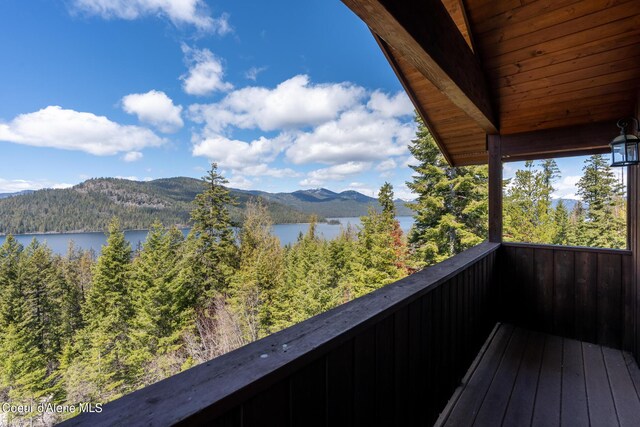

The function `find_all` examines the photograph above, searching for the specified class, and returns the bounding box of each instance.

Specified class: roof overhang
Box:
[342,0,640,166]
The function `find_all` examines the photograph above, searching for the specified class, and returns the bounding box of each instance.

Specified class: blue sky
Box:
[0,0,420,198]
[0,0,603,200]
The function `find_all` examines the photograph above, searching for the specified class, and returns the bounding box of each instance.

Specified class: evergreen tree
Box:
[182,163,238,304]
[69,218,134,401]
[504,160,557,243]
[0,235,23,328]
[128,222,185,386]
[576,154,626,248]
[229,199,285,341]
[272,218,337,330]
[407,115,487,266]
[552,200,570,245]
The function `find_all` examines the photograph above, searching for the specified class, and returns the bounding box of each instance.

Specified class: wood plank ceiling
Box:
[344,0,640,166]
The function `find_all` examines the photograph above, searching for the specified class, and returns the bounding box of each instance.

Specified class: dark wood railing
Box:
[61,242,500,427]
[500,243,634,351]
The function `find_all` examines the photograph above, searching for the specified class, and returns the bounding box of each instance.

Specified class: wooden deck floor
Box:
[436,323,640,427]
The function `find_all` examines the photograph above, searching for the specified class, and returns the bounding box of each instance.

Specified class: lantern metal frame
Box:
[610,117,640,167]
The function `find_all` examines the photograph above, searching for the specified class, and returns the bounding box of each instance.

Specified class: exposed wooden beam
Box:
[342,0,497,133]
[500,121,617,162]
[488,135,502,243]
[374,35,455,166]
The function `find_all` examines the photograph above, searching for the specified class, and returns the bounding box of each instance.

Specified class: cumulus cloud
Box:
[340,182,376,197]
[123,151,143,162]
[0,178,74,193]
[121,90,183,133]
[367,90,414,118]
[189,75,366,133]
[191,133,299,177]
[300,162,372,186]
[0,106,164,155]
[181,44,232,96]
[69,0,231,33]
[376,158,397,172]
[286,106,414,165]
[552,175,581,200]
[226,174,253,189]
[245,66,267,82]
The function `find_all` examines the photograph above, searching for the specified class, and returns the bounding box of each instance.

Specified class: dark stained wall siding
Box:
[500,243,633,351]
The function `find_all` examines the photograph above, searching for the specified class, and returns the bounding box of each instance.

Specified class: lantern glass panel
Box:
[612,142,625,165]
[626,142,638,163]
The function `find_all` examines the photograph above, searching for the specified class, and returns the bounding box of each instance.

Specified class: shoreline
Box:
[0,216,391,238]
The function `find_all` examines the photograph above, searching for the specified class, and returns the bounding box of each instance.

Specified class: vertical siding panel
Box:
[534,248,554,333]
[242,380,290,427]
[394,306,410,427]
[291,358,326,427]
[375,316,395,426]
[515,247,535,328]
[575,251,598,343]
[622,254,634,352]
[424,289,437,425]
[407,299,422,425]
[553,250,575,338]
[354,328,375,427]
[327,339,354,427]
[597,253,622,348]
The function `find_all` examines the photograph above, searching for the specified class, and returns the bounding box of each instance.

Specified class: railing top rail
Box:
[502,241,632,256]
[60,241,499,426]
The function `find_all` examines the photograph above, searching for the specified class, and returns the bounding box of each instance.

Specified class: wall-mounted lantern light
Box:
[610,117,640,167]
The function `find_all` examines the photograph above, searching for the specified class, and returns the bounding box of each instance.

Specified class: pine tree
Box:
[504,160,557,243]
[407,115,487,266]
[229,199,285,341]
[0,235,23,329]
[552,200,570,245]
[577,154,625,248]
[128,221,185,386]
[272,218,338,330]
[182,163,239,304]
[70,218,134,401]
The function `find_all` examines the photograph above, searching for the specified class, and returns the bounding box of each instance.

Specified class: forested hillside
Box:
[0,178,315,234]
[0,178,414,235]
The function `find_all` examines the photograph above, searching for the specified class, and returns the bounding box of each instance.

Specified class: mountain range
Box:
[0,177,413,235]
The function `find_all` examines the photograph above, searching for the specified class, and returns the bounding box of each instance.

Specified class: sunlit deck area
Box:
[437,323,640,427]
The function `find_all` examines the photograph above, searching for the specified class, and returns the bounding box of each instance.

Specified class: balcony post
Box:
[488,134,502,243]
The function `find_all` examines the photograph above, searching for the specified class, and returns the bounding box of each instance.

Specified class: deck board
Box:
[438,323,640,427]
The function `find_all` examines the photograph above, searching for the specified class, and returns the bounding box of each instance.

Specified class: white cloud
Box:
[245,66,267,81]
[226,175,252,189]
[392,183,416,201]
[69,0,230,33]
[367,90,414,118]
[123,151,143,162]
[115,176,141,181]
[376,158,397,172]
[181,44,232,96]
[189,74,366,133]
[0,106,164,155]
[121,90,183,133]
[286,106,414,165]
[0,178,74,193]
[300,161,372,186]
[192,133,291,170]
[552,175,581,200]
[340,182,376,197]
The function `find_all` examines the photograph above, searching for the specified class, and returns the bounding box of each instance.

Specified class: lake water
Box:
[0,216,415,255]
